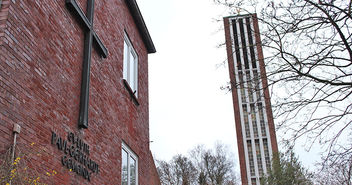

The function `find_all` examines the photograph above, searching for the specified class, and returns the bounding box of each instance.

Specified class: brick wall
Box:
[0,0,160,184]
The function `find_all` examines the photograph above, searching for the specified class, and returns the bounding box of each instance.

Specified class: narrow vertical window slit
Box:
[246,17,257,69]
[239,18,249,69]
[232,20,242,70]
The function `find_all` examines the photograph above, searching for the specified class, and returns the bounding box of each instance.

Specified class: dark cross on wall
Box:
[66,0,108,129]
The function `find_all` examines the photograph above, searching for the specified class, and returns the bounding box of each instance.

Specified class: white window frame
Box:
[121,142,138,185]
[123,32,139,97]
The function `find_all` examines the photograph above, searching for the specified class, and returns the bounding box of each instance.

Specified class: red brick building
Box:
[0,0,160,184]
[224,14,278,185]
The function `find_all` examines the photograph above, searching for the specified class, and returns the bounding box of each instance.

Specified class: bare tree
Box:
[174,155,198,185]
[157,143,239,185]
[189,145,209,185]
[315,141,352,185]
[157,154,197,185]
[157,160,178,185]
[215,0,352,159]
[203,144,236,185]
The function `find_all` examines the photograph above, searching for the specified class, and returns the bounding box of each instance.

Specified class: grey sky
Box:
[137,0,319,171]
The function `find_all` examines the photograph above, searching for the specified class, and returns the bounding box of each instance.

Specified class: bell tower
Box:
[223,14,279,185]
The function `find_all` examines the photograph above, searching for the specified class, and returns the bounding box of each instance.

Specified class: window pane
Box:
[123,41,129,80]
[258,103,266,137]
[121,149,128,185]
[251,178,257,185]
[263,139,271,171]
[247,140,255,176]
[251,104,258,138]
[123,34,138,97]
[239,72,246,103]
[130,157,136,185]
[243,105,250,138]
[246,71,253,102]
[129,51,135,92]
[255,139,263,175]
[253,70,261,101]
[134,57,138,96]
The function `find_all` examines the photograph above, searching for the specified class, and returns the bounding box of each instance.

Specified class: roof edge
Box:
[223,13,256,19]
[125,0,156,54]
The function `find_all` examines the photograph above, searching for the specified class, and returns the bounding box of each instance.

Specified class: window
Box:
[123,33,138,97]
[250,104,258,138]
[251,178,257,185]
[246,17,257,69]
[122,143,138,185]
[243,105,250,138]
[239,72,246,103]
[258,103,266,137]
[253,70,261,101]
[247,140,255,176]
[263,139,271,172]
[232,19,242,71]
[255,139,263,176]
[246,71,254,102]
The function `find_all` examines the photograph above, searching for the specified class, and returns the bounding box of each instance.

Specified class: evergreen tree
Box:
[261,148,313,185]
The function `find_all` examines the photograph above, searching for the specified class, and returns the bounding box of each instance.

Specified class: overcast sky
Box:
[137,0,320,171]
